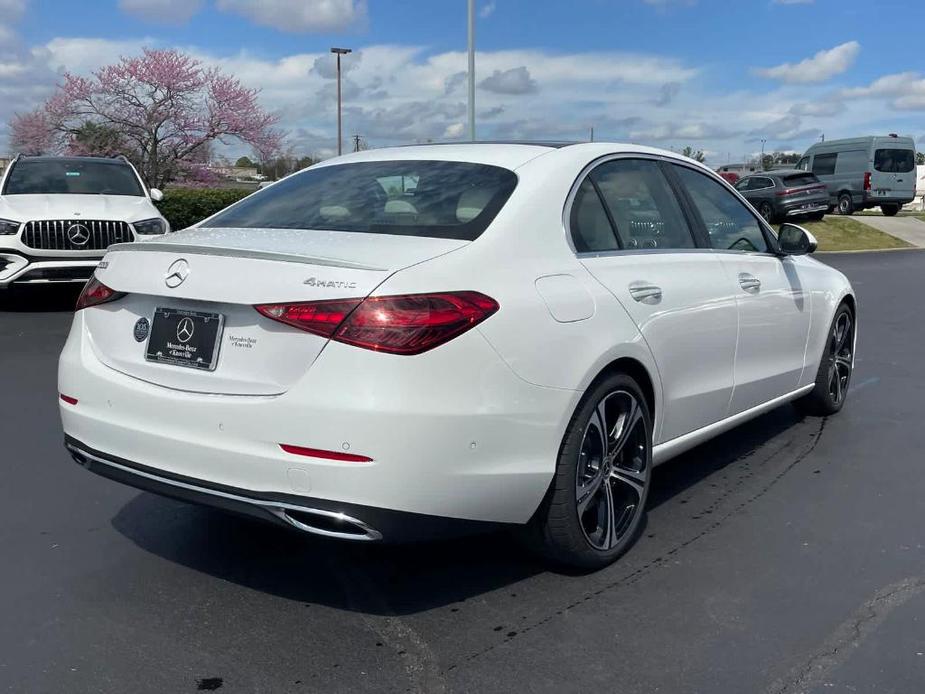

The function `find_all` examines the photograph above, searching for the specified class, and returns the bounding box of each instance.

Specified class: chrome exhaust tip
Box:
[271,506,383,542]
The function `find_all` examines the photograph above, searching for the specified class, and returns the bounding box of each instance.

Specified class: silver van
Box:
[797,135,917,216]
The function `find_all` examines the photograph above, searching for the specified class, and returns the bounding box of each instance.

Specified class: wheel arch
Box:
[586,356,657,429]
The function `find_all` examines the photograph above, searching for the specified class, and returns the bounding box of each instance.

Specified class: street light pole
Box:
[467,0,475,141]
[760,138,767,170]
[331,47,352,156]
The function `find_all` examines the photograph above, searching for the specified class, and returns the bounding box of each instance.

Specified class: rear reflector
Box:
[59,394,78,405]
[280,444,373,463]
[864,171,872,192]
[256,291,499,355]
[76,276,125,311]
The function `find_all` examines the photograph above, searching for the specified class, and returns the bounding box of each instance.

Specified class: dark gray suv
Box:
[734,170,829,224]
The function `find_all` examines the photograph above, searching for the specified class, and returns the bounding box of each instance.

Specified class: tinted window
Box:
[3,160,143,196]
[835,149,868,174]
[796,157,810,171]
[674,166,769,253]
[812,153,837,176]
[570,179,618,252]
[734,178,750,191]
[203,160,517,241]
[782,173,819,187]
[749,177,774,190]
[591,159,695,250]
[875,148,915,173]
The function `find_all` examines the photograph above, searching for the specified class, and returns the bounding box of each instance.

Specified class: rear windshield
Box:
[202,160,518,241]
[3,160,143,196]
[875,148,915,173]
[782,173,819,186]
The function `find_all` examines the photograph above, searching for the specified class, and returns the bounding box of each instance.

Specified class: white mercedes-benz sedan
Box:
[58,143,856,569]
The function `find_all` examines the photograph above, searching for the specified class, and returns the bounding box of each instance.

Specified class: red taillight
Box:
[864,171,872,191]
[255,291,499,355]
[280,444,373,463]
[76,277,125,311]
[59,394,78,405]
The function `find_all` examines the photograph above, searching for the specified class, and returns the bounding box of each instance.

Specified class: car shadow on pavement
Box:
[109,404,807,615]
[0,284,81,312]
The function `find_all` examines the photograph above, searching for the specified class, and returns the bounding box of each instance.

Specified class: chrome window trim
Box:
[562,152,781,258]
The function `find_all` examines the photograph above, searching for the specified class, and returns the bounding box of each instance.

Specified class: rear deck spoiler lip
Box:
[107,241,389,272]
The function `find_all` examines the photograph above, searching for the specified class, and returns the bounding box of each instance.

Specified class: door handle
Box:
[628,281,662,304]
[738,273,761,293]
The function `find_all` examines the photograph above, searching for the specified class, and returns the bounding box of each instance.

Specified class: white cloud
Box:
[118,0,203,24]
[215,0,367,33]
[754,41,860,84]
[480,66,537,94]
[840,72,925,111]
[0,0,26,22]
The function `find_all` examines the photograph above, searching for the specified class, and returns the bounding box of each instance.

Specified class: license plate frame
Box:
[144,307,224,371]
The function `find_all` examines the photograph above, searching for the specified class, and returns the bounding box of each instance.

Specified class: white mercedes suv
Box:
[0,155,169,289]
[58,143,855,569]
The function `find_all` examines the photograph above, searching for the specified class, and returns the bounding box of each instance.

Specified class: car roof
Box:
[316,141,712,172]
[17,155,129,166]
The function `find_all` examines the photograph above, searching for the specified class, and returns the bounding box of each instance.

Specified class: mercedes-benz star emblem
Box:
[176,317,195,344]
[67,223,90,247]
[164,259,190,288]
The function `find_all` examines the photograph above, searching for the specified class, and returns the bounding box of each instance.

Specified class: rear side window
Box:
[875,148,915,173]
[202,160,517,241]
[782,173,819,187]
[570,179,619,253]
[812,154,837,176]
[673,166,769,253]
[590,159,695,250]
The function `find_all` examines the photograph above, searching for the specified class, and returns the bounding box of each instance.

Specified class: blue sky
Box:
[2,0,924,163]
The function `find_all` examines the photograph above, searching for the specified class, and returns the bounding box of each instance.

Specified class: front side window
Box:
[734,178,750,191]
[875,148,915,173]
[3,160,143,196]
[796,157,810,171]
[590,159,695,250]
[673,165,769,253]
[812,153,838,176]
[203,160,517,241]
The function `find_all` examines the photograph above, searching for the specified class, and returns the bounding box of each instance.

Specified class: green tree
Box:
[681,146,706,163]
[916,152,925,166]
[235,156,255,168]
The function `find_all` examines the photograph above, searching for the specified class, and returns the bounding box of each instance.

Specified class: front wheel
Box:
[881,203,901,217]
[529,373,652,570]
[795,303,854,416]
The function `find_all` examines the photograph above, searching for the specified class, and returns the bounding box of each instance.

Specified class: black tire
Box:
[528,372,652,570]
[795,303,854,416]
[837,193,854,216]
[758,202,776,224]
[881,203,901,217]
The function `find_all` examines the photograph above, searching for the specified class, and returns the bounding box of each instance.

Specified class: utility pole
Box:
[760,138,767,170]
[467,0,475,141]
[352,134,362,152]
[589,126,594,142]
[331,47,352,156]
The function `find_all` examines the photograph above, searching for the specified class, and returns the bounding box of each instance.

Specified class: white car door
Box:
[671,164,812,414]
[571,157,739,444]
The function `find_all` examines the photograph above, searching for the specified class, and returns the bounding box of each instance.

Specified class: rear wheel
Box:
[529,373,652,570]
[837,193,854,216]
[881,203,901,217]
[795,303,854,416]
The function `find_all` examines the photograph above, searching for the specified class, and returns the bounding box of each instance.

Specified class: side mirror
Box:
[149,188,164,202]
[778,223,817,255]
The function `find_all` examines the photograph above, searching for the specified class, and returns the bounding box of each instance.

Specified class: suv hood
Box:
[0,194,160,222]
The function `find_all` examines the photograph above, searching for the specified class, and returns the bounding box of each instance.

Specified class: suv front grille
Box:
[22,220,133,251]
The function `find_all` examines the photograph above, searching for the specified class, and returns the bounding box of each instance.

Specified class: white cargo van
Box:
[797,135,917,216]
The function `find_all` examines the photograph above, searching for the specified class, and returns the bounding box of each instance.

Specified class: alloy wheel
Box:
[828,311,853,405]
[575,390,649,551]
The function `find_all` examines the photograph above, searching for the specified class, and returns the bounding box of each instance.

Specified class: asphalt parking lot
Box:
[2,250,924,694]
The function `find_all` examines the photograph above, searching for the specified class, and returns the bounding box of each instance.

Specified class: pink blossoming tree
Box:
[9,48,283,187]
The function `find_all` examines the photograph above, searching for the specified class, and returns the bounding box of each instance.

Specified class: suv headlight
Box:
[133,218,167,235]
[0,219,21,235]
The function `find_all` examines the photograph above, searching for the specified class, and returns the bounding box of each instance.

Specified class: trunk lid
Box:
[85,227,467,395]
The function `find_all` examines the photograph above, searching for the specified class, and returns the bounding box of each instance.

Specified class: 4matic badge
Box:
[304,277,357,289]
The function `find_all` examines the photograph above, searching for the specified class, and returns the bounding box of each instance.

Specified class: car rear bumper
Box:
[58,310,577,528]
[0,253,100,287]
